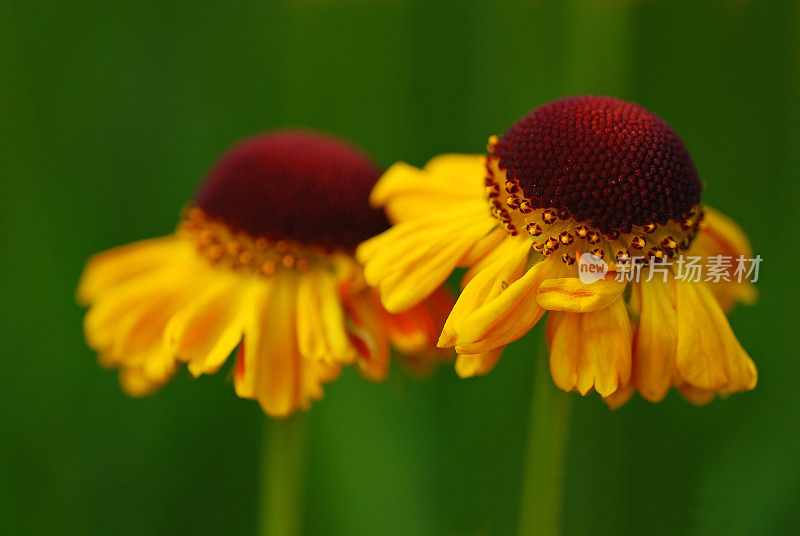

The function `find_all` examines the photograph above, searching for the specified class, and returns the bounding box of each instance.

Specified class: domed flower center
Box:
[485,96,704,265]
[183,131,389,275]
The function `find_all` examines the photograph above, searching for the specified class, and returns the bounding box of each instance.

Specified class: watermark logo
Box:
[572,252,761,285]
[578,252,608,284]
[613,254,762,284]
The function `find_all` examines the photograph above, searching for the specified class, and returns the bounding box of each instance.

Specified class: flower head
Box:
[358,96,757,406]
[486,96,702,263]
[78,131,450,416]
[196,132,389,251]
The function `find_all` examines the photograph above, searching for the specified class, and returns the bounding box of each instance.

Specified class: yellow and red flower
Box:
[358,96,757,407]
[78,131,450,416]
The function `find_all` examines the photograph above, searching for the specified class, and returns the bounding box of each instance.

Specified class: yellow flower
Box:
[78,131,450,417]
[358,96,757,407]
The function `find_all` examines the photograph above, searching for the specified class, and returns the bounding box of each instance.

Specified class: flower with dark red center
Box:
[484,96,704,266]
[78,130,451,417]
[492,96,701,235]
[196,132,388,252]
[358,96,757,407]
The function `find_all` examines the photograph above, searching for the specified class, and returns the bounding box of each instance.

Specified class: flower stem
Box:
[259,413,308,536]
[517,344,572,536]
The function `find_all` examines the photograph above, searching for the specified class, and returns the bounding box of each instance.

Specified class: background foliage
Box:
[2,0,798,534]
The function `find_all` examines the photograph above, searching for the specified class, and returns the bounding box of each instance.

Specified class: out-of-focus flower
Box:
[78,131,450,416]
[358,96,757,407]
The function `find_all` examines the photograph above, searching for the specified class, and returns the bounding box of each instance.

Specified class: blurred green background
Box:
[2,0,799,534]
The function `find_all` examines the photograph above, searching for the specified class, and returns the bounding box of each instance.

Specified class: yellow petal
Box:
[454,257,560,354]
[693,206,753,258]
[86,259,202,395]
[632,276,678,402]
[549,299,632,397]
[707,280,758,314]
[233,274,306,417]
[296,268,351,362]
[603,383,635,409]
[370,155,485,222]
[439,237,530,347]
[119,366,167,397]
[678,385,717,405]
[163,272,246,376]
[689,206,757,312]
[77,235,192,304]
[330,252,364,290]
[384,287,452,354]
[84,262,201,352]
[301,358,341,401]
[548,311,580,392]
[460,229,522,287]
[422,153,487,182]
[536,277,626,313]
[365,206,496,313]
[358,203,484,278]
[140,346,177,384]
[544,311,563,350]
[455,346,505,378]
[342,290,390,381]
[675,280,757,392]
[110,290,185,363]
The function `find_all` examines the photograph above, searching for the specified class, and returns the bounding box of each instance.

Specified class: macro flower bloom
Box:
[78,131,450,416]
[358,96,757,406]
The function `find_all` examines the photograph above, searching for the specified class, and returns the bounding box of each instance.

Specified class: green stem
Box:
[259,413,308,536]
[517,345,572,536]
[515,0,633,532]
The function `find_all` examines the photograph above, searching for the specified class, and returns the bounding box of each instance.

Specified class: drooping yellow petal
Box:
[439,237,531,347]
[140,346,177,385]
[108,290,188,369]
[689,206,757,312]
[83,262,203,352]
[77,236,193,304]
[460,229,524,287]
[163,272,247,376]
[544,310,563,350]
[548,311,580,393]
[113,339,178,395]
[359,203,497,313]
[548,299,632,397]
[693,206,753,259]
[675,280,757,393]
[84,251,207,393]
[678,385,717,406]
[295,267,351,363]
[383,287,452,355]
[454,257,561,354]
[330,252,364,290]
[119,365,170,397]
[536,276,626,313]
[233,274,306,417]
[232,280,271,401]
[342,290,390,381]
[632,276,678,403]
[301,358,341,402]
[460,229,509,279]
[454,346,505,378]
[382,309,429,355]
[108,296,172,361]
[234,320,340,411]
[603,383,635,409]
[358,204,478,278]
[578,301,632,396]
